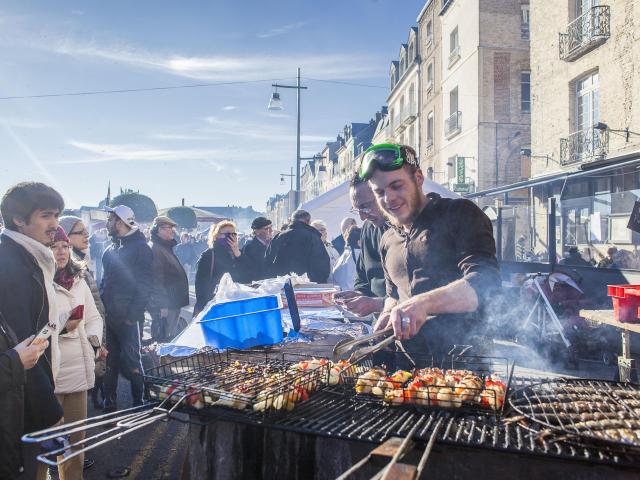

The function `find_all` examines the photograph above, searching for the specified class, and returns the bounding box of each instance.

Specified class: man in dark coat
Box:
[0,181,65,477]
[148,216,189,342]
[0,311,49,479]
[101,205,153,411]
[265,210,330,283]
[239,216,273,282]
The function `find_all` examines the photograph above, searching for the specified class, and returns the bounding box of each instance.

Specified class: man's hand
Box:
[15,336,48,370]
[333,290,359,301]
[342,296,384,316]
[373,312,391,332]
[160,308,169,318]
[388,295,431,340]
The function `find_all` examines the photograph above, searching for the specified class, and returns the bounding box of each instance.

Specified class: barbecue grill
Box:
[22,346,640,478]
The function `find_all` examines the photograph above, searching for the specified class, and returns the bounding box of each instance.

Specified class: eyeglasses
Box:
[69,229,89,236]
[349,206,372,215]
[358,143,418,180]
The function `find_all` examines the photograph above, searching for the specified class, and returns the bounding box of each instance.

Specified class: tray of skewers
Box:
[145,350,364,416]
[340,353,514,415]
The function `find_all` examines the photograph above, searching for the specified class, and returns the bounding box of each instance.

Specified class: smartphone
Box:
[31,321,57,346]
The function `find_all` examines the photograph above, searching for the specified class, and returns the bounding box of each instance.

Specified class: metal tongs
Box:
[22,388,195,467]
[332,327,396,364]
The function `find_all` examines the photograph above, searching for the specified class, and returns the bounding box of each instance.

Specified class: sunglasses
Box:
[358,143,418,180]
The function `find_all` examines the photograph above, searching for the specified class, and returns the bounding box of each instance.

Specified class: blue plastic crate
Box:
[197,295,284,350]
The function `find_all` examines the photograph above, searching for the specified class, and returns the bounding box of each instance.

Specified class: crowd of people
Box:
[0,143,504,479]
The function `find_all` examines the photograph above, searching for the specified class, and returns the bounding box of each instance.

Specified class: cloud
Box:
[63,140,227,165]
[222,105,237,111]
[40,38,384,81]
[0,117,50,129]
[202,116,332,144]
[257,22,307,39]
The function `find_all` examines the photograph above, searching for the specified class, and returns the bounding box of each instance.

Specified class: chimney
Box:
[181,198,185,206]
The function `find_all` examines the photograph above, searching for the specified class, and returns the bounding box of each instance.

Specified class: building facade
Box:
[386,27,421,155]
[418,0,531,194]
[530,0,640,176]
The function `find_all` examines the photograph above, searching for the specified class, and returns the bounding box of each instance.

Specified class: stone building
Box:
[530,0,640,175]
[418,0,531,194]
[386,27,421,155]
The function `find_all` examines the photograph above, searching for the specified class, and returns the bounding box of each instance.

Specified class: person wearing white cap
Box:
[100,205,153,411]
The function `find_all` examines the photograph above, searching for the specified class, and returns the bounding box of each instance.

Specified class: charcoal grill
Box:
[509,377,640,453]
[272,379,640,471]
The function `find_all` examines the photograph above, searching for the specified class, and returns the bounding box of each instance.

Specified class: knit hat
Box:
[251,217,272,230]
[58,215,83,236]
[53,226,70,244]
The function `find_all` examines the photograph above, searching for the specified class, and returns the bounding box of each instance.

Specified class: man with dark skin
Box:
[334,175,388,316]
[359,144,500,353]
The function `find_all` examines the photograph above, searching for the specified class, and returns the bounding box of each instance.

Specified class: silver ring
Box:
[401,316,410,326]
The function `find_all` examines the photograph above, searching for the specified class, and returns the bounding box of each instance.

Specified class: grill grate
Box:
[270,379,640,468]
[510,378,640,452]
[144,349,328,415]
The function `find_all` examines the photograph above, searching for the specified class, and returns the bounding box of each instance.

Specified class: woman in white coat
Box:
[51,227,103,480]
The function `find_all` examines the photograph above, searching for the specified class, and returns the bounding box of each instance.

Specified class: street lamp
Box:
[268,68,308,208]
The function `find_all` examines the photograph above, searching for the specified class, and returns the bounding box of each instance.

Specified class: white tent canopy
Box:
[300,179,460,239]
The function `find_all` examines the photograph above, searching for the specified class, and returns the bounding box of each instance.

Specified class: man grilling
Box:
[361,143,501,355]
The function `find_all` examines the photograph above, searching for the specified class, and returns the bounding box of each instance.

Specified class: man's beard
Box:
[379,180,424,228]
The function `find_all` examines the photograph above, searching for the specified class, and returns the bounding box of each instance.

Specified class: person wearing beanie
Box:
[58,216,107,409]
[51,226,103,479]
[238,217,273,283]
[147,216,189,342]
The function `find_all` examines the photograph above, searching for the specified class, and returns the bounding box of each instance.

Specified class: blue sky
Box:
[0,0,424,211]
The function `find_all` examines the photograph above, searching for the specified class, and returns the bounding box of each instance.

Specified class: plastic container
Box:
[198,295,284,349]
[607,284,640,323]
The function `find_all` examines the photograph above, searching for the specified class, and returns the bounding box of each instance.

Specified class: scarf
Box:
[2,228,72,380]
[54,268,75,291]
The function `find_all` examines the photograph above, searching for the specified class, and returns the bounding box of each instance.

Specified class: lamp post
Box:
[268,68,308,208]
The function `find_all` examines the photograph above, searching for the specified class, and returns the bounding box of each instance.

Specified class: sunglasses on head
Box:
[358,143,419,180]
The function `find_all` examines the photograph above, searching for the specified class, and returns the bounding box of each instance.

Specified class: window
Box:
[426,20,433,44]
[521,5,530,40]
[427,62,434,89]
[450,86,459,115]
[521,71,531,113]
[427,111,434,147]
[449,27,460,66]
[576,0,599,19]
[409,41,415,62]
[575,71,599,132]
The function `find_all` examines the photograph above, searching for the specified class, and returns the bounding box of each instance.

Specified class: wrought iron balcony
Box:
[559,6,610,62]
[559,126,609,165]
[445,111,462,138]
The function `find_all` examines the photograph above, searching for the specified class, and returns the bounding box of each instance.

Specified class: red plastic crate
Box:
[607,284,640,324]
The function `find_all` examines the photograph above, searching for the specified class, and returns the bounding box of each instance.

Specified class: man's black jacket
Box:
[265,221,330,283]
[239,236,268,283]
[0,235,63,435]
[0,310,26,479]
[353,221,389,298]
[100,229,153,325]
[148,234,189,311]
